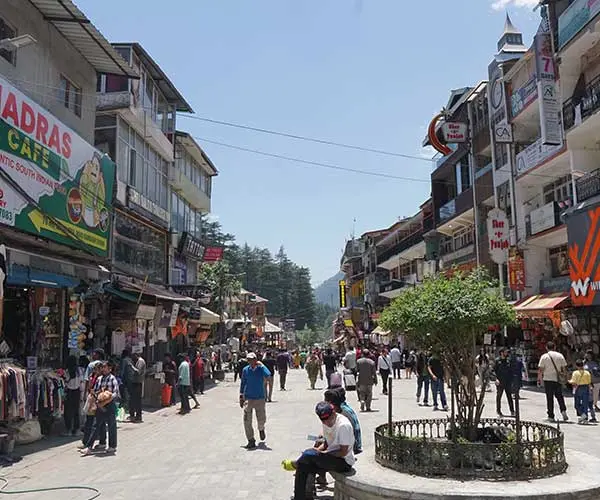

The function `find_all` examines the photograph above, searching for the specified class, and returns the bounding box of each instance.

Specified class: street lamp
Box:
[0,35,37,52]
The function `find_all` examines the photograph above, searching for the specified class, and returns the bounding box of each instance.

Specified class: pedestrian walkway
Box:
[0,371,598,499]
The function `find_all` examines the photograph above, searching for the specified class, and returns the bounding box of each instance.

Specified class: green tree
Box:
[197,261,242,317]
[380,268,516,441]
[293,267,316,330]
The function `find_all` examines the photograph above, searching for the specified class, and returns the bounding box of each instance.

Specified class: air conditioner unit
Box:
[170,232,179,248]
[170,268,184,285]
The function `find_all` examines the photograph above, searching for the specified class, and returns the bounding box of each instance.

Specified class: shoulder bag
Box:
[548,353,568,386]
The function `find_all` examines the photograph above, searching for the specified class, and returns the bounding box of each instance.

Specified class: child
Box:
[569,359,592,424]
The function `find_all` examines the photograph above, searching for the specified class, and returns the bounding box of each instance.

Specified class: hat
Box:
[247,352,257,360]
[315,401,335,420]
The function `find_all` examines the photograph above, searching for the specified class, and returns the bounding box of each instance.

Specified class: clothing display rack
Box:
[27,369,64,420]
[0,361,27,422]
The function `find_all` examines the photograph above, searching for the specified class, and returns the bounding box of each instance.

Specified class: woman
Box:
[476,348,490,391]
[405,350,416,380]
[293,351,301,369]
[64,355,83,436]
[377,348,392,395]
[305,353,323,390]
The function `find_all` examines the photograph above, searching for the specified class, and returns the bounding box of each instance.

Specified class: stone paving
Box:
[0,370,598,499]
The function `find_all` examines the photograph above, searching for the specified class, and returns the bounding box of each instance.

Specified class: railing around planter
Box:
[374,418,566,480]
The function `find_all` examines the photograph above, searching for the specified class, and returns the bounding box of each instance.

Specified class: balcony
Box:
[525,201,562,238]
[515,138,564,178]
[563,74,600,133]
[576,169,600,203]
[440,243,475,269]
[96,91,131,111]
[379,274,418,299]
[377,219,432,268]
[169,166,211,212]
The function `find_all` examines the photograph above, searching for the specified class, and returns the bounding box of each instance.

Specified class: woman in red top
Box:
[193,352,205,395]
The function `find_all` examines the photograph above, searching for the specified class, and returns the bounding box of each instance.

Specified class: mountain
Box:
[314,272,344,306]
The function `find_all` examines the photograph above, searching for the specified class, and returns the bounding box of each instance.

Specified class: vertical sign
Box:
[508,248,526,291]
[487,208,510,264]
[535,30,562,146]
[338,279,347,308]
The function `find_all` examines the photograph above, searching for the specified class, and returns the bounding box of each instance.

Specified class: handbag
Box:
[548,353,568,386]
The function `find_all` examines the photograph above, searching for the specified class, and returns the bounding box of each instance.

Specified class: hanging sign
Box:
[339,280,347,308]
[441,122,468,143]
[535,31,562,146]
[487,208,509,264]
[508,248,526,292]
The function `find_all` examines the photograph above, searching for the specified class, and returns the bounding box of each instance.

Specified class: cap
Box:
[315,401,335,420]
[247,352,257,360]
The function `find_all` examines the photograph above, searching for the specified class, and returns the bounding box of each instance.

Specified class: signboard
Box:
[529,202,558,235]
[441,122,468,143]
[0,75,115,256]
[136,304,156,320]
[488,60,507,124]
[487,208,510,264]
[494,121,513,144]
[128,187,169,224]
[568,205,600,306]
[508,248,526,292]
[177,231,204,259]
[535,31,562,146]
[576,169,600,203]
[558,0,600,48]
[515,138,563,177]
[339,279,347,308]
[203,246,224,262]
[511,77,538,117]
[169,303,180,327]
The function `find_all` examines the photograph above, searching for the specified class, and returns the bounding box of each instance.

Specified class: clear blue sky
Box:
[79,0,540,285]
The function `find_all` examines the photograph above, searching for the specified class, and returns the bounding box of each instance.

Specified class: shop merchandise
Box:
[26,370,64,420]
[0,363,27,421]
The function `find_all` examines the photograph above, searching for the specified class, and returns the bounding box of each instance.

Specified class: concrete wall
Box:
[0,0,97,142]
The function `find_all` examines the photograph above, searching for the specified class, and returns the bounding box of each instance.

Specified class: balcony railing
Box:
[377,229,426,266]
[563,73,600,132]
[475,162,493,180]
[576,169,600,203]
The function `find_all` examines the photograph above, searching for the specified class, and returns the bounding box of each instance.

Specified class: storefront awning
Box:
[116,278,195,303]
[264,319,282,334]
[104,285,138,303]
[188,307,220,325]
[372,326,390,336]
[514,292,570,314]
[7,264,80,288]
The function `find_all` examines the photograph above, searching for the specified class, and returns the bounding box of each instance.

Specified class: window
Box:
[549,245,569,277]
[59,75,82,117]
[0,18,16,65]
[497,182,512,223]
[543,175,573,205]
[453,226,474,250]
[105,74,129,93]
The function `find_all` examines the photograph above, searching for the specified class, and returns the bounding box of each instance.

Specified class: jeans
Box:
[496,381,514,415]
[179,385,191,413]
[544,380,566,419]
[86,402,116,449]
[575,385,590,419]
[379,369,390,393]
[417,375,430,403]
[431,378,447,408]
[279,370,288,390]
[82,415,104,446]
[264,376,274,401]
[392,362,402,379]
[294,450,351,500]
[64,388,81,434]
[129,382,143,421]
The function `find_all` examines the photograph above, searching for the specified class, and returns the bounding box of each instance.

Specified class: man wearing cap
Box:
[282,401,355,500]
[239,352,271,449]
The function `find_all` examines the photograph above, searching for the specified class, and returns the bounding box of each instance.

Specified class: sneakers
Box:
[93,444,106,451]
[244,440,257,450]
[590,418,598,423]
[578,416,588,425]
[561,411,569,422]
[281,459,296,471]
[80,448,93,457]
[259,429,266,441]
[432,406,439,411]
[442,406,449,412]
[106,447,116,454]
[360,402,365,412]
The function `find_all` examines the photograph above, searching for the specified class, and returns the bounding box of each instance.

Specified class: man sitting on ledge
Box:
[282,401,355,500]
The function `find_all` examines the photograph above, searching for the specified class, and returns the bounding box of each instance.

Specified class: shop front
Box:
[170,231,204,286]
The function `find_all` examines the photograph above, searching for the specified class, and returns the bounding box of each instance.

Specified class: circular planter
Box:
[374,418,567,480]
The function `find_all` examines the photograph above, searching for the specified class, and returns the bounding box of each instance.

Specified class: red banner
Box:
[508,248,526,291]
[203,246,224,262]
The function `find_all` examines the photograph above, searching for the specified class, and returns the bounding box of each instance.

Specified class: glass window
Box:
[0,18,16,65]
[59,75,82,117]
[105,74,129,93]
[129,149,136,186]
[118,139,129,183]
[114,46,131,63]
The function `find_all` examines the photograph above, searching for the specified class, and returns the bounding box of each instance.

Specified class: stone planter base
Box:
[332,450,600,500]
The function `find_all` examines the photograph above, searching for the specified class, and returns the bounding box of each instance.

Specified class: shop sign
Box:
[488,59,508,125]
[136,304,156,320]
[558,0,600,49]
[169,303,180,327]
[127,187,169,225]
[487,208,509,264]
[441,122,468,143]
[38,306,50,316]
[515,138,563,177]
[529,201,558,235]
[339,280,347,308]
[170,284,211,300]
[540,276,571,294]
[494,121,513,144]
[511,77,538,117]
[203,246,224,262]
[567,205,600,305]
[0,75,115,256]
[508,248,526,292]
[535,31,562,146]
[177,231,204,259]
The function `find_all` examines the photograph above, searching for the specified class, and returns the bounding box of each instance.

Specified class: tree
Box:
[197,261,242,317]
[380,268,516,441]
[294,267,316,330]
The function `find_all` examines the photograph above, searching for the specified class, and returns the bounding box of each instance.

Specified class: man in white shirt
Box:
[538,341,569,422]
[390,345,402,379]
[285,402,354,500]
[343,348,357,374]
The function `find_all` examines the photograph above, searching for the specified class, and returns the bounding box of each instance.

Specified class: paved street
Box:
[0,370,598,499]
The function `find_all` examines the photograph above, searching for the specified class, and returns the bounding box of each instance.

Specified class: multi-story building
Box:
[340,238,365,327]
[0,0,135,366]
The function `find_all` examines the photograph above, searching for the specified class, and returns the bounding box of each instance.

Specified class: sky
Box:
[78,0,541,285]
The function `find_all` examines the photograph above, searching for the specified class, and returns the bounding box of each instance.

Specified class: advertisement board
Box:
[535,32,562,146]
[0,76,115,256]
[568,205,600,306]
[487,208,510,264]
[508,248,526,292]
[558,0,600,48]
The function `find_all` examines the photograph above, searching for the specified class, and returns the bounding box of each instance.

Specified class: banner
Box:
[0,76,115,256]
[568,205,600,306]
[339,280,347,308]
[487,208,509,264]
[508,248,526,292]
[534,32,562,146]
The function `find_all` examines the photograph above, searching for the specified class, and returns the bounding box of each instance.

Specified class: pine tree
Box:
[294,267,316,330]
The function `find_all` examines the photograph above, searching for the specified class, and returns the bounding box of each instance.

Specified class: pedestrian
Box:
[281,402,354,500]
[511,351,526,400]
[415,350,431,406]
[476,348,491,391]
[119,349,131,412]
[305,352,323,390]
[178,354,194,414]
[322,348,337,388]
[293,351,301,369]
[276,348,290,390]
[80,361,119,456]
[128,352,146,423]
[300,350,308,369]
[63,355,83,436]
[343,347,357,376]
[262,350,276,402]
[163,353,178,406]
[405,350,416,379]
[356,349,377,412]
[493,347,515,417]
[239,352,271,449]
[236,352,249,382]
[324,388,362,454]
[570,359,592,424]
[192,351,205,395]
[390,344,402,379]
[428,352,448,412]
[377,348,392,395]
[584,350,600,411]
[537,341,569,422]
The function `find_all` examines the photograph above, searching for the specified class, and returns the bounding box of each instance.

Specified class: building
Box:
[0,0,135,367]
[340,238,365,328]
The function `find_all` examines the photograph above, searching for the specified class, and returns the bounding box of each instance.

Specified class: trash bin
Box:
[161,384,172,407]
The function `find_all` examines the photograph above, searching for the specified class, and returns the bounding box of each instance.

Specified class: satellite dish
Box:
[226,320,234,331]
[560,320,574,337]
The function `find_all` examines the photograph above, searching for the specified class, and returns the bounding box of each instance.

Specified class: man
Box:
[239,352,271,449]
[324,388,362,454]
[263,351,276,402]
[276,348,291,391]
[236,352,249,382]
[538,341,569,422]
[390,344,402,379]
[178,354,193,414]
[163,353,178,406]
[282,402,354,500]
[416,350,430,406]
[493,348,515,417]
[84,348,105,394]
[428,352,448,412]
[322,348,337,388]
[127,353,146,423]
[343,347,357,376]
[119,349,132,411]
[192,351,205,395]
[356,349,377,412]
[80,361,119,456]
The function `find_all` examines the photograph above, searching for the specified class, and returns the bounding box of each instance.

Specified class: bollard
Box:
[388,377,393,436]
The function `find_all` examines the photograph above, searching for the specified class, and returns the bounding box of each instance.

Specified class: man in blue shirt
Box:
[239,352,271,449]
